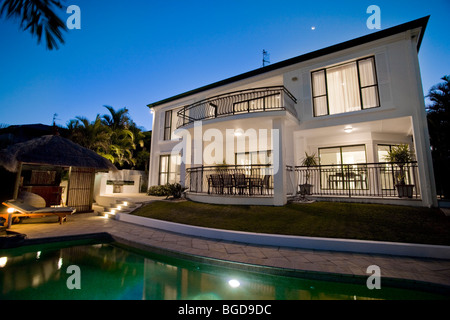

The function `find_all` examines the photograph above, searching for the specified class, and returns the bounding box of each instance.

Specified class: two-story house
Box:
[147,16,437,208]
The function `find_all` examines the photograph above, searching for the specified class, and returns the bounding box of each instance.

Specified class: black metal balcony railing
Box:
[176,86,297,128]
[186,165,274,196]
[294,162,421,199]
[185,162,421,200]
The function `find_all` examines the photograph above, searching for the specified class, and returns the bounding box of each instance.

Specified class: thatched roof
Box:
[0,135,117,172]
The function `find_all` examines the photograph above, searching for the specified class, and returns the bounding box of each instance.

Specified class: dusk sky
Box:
[0,0,448,131]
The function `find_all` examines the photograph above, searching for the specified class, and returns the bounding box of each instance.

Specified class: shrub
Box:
[166,183,188,199]
[147,183,187,199]
[147,185,169,197]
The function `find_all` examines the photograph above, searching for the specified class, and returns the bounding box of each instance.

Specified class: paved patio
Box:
[5,209,450,294]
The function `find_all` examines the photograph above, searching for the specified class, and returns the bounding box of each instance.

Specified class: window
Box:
[377,145,394,163]
[377,144,416,189]
[312,57,379,117]
[319,145,367,190]
[163,110,172,140]
[319,145,367,165]
[377,145,396,190]
[159,154,181,185]
[235,150,272,165]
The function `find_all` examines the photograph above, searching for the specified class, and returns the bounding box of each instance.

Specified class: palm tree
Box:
[100,106,136,167]
[427,75,450,199]
[101,105,131,131]
[67,106,148,169]
[68,115,112,158]
[108,128,136,167]
[0,0,67,50]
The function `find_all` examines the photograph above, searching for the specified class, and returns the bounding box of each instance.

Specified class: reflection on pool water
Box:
[0,241,448,300]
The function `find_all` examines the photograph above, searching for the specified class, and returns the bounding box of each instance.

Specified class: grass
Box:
[130,200,450,246]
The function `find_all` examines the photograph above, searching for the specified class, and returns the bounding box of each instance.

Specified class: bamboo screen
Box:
[67,167,95,213]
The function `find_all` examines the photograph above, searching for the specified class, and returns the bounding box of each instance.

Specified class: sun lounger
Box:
[1,200,76,227]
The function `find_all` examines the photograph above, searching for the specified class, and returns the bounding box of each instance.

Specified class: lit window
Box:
[159,154,181,185]
[312,57,379,117]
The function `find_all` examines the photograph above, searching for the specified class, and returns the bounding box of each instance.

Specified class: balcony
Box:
[176,86,297,128]
[185,162,421,201]
[293,162,421,199]
[186,165,274,196]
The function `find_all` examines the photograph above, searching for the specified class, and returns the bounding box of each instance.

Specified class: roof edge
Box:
[147,16,430,109]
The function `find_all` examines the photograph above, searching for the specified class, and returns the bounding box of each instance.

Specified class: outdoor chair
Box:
[262,175,272,194]
[1,200,76,227]
[208,174,224,194]
[233,174,247,195]
[247,175,272,195]
[222,174,234,194]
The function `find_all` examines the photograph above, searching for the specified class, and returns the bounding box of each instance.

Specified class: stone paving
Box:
[6,211,450,292]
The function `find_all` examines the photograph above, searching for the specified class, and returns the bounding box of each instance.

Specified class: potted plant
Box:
[384,144,415,198]
[299,152,318,195]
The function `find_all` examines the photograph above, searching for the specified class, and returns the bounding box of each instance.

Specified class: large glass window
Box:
[319,145,367,190]
[312,57,379,117]
[159,154,181,185]
[319,145,367,165]
[377,145,395,190]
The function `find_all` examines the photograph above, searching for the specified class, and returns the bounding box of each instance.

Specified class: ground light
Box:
[0,257,7,268]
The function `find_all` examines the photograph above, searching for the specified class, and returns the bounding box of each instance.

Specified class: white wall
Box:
[94,170,145,198]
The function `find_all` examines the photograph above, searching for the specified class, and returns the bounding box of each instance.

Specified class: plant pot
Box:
[395,184,414,198]
[299,184,313,195]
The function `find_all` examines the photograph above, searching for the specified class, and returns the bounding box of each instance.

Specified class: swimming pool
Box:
[0,240,448,300]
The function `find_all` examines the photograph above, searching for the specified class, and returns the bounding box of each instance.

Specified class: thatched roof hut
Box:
[0,135,116,172]
[0,135,117,213]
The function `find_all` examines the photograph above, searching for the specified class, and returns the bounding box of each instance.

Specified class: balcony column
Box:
[272,117,287,206]
[192,121,204,166]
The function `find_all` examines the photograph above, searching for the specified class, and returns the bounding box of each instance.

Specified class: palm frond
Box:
[0,0,67,50]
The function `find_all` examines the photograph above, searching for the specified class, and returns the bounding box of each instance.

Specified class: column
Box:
[272,117,287,206]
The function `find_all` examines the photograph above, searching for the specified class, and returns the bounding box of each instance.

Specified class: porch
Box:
[292,162,421,199]
[184,162,421,205]
[186,165,274,196]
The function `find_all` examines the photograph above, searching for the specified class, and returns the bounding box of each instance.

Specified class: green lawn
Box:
[130,200,450,246]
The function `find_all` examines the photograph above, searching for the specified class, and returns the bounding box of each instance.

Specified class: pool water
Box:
[0,241,448,300]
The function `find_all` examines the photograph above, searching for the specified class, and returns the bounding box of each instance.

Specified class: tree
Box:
[108,128,136,167]
[101,105,131,131]
[67,115,112,161]
[100,106,136,167]
[0,0,67,50]
[67,106,151,171]
[427,75,450,199]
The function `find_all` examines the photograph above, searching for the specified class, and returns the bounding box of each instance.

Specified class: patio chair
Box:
[262,175,272,194]
[233,174,247,195]
[208,174,224,194]
[1,200,76,227]
[247,175,271,195]
[222,174,234,194]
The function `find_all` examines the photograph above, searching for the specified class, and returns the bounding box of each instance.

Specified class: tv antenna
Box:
[262,49,270,67]
[52,113,59,125]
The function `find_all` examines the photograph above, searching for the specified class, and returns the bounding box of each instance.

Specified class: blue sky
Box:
[0,0,448,131]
